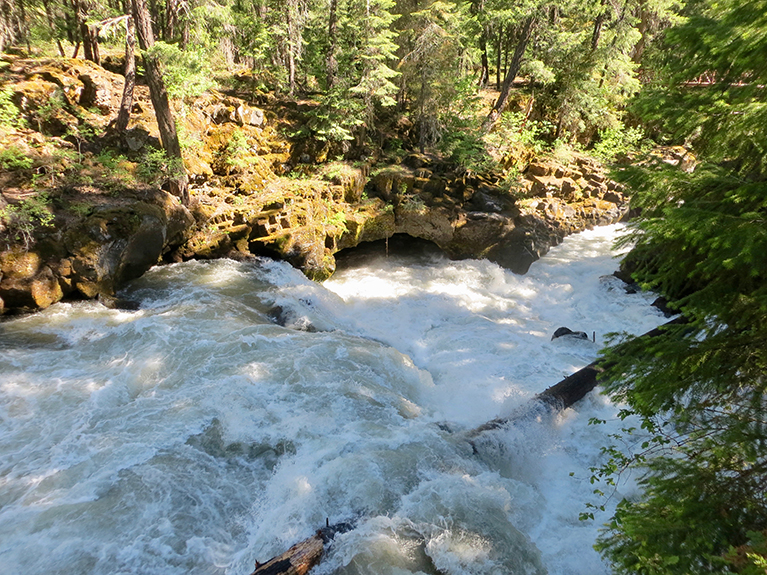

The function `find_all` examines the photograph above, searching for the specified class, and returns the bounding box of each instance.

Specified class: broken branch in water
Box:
[249,520,353,575]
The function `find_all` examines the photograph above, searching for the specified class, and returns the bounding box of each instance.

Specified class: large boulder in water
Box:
[551,327,590,341]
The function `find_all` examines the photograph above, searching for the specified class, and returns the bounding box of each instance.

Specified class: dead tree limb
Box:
[249,521,352,575]
[468,316,688,441]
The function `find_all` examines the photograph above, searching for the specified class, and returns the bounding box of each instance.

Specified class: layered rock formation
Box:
[0,56,628,314]
[184,151,627,281]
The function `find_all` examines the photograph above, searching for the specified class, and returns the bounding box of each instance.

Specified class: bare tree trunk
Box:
[591,0,608,51]
[164,0,175,40]
[631,0,651,64]
[325,0,338,90]
[115,15,135,131]
[495,23,502,89]
[149,0,162,38]
[42,0,66,56]
[482,15,536,132]
[470,0,488,88]
[478,25,489,88]
[74,0,101,64]
[249,521,352,575]
[130,0,189,205]
[16,0,30,53]
[286,2,297,96]
[468,317,688,441]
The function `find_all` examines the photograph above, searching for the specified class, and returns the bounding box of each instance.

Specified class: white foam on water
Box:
[0,224,664,574]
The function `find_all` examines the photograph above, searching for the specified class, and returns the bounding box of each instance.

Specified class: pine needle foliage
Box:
[593,2,767,573]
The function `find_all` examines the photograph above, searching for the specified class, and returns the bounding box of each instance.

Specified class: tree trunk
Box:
[85,23,100,64]
[75,0,100,64]
[495,23,502,89]
[467,316,689,441]
[17,0,31,53]
[164,0,176,40]
[115,15,135,132]
[325,0,338,90]
[591,0,608,51]
[631,0,650,64]
[249,521,352,575]
[478,25,489,88]
[470,0,488,88]
[287,1,297,96]
[482,15,536,132]
[42,0,66,56]
[149,0,162,39]
[130,0,189,205]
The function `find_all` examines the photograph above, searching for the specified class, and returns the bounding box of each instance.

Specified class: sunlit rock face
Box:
[0,57,627,312]
[0,189,193,314]
[215,152,629,278]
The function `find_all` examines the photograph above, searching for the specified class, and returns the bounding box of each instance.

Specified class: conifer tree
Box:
[594,1,767,573]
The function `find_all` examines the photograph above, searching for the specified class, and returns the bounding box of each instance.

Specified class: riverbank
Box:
[0,55,629,315]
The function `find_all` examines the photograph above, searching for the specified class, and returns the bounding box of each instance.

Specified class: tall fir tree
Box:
[593,1,767,573]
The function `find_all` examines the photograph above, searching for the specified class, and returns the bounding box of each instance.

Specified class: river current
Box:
[0,224,665,575]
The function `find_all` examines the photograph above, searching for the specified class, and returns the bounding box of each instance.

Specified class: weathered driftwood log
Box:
[468,316,687,440]
[249,521,352,575]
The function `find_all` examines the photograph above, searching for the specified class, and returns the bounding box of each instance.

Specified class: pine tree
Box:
[594,2,767,573]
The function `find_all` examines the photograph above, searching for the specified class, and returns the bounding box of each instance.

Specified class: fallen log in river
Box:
[247,317,686,575]
[468,316,687,440]
[249,520,352,575]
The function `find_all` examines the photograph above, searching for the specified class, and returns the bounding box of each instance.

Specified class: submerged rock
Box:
[551,327,590,341]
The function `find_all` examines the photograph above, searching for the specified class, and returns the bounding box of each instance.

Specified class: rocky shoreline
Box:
[0,56,628,315]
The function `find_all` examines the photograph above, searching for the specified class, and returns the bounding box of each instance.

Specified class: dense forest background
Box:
[1,0,766,574]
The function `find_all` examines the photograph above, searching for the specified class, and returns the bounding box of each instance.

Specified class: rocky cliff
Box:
[0,55,628,315]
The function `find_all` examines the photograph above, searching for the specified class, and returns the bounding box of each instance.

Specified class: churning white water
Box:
[0,224,665,575]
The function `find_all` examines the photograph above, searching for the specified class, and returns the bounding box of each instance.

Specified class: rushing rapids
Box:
[0,224,666,575]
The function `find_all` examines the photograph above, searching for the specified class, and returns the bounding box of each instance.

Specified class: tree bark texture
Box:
[115,15,135,132]
[478,25,489,88]
[248,522,352,575]
[74,0,100,64]
[591,0,608,51]
[42,0,66,56]
[130,0,189,204]
[325,0,338,90]
[482,15,536,132]
[495,23,502,89]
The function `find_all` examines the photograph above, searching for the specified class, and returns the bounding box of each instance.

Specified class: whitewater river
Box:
[0,224,665,575]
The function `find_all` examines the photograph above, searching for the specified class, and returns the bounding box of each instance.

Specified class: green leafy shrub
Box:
[67,201,93,217]
[0,88,22,128]
[137,148,185,185]
[223,129,249,170]
[0,192,54,249]
[591,125,646,162]
[0,146,33,170]
[146,42,216,100]
[439,126,495,173]
[324,211,348,233]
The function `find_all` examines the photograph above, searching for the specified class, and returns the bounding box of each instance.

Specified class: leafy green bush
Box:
[0,88,22,128]
[0,192,54,249]
[146,42,216,100]
[137,148,185,185]
[439,126,495,173]
[305,88,365,142]
[0,146,33,170]
[324,210,348,233]
[223,129,249,170]
[591,125,646,162]
[493,111,554,154]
